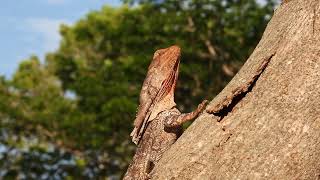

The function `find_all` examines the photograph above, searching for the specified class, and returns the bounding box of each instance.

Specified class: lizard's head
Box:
[152,45,181,70]
[151,45,181,100]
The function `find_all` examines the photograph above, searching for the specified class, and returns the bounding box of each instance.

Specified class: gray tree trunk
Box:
[151,0,320,179]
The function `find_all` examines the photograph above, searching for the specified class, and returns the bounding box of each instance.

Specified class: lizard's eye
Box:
[153,49,166,59]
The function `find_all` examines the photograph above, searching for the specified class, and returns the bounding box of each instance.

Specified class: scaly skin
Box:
[124,45,208,180]
[124,108,182,180]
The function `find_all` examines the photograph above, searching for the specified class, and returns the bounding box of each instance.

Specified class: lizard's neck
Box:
[158,93,176,109]
[149,93,176,120]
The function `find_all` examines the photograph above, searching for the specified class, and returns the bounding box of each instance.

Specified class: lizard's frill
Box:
[130,128,139,145]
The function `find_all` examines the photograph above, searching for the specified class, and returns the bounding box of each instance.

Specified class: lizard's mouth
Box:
[171,54,180,79]
[171,58,180,90]
[173,58,180,71]
[157,58,180,101]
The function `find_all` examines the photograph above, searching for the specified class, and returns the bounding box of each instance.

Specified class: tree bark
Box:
[151,0,320,179]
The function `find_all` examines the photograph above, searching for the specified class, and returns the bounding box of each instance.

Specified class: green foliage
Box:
[0,0,277,178]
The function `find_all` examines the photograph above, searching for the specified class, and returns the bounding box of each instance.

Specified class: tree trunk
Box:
[151,0,320,179]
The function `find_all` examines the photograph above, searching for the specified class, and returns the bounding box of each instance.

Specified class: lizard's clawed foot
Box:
[206,103,222,114]
[197,100,209,113]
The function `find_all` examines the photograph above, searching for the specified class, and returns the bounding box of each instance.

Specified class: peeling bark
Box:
[206,53,275,116]
[151,0,320,179]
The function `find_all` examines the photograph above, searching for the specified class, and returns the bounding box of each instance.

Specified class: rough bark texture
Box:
[151,0,320,179]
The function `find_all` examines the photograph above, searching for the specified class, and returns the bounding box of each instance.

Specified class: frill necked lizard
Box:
[124,45,208,180]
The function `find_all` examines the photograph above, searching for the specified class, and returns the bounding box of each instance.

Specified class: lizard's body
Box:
[123,45,207,179]
[124,108,182,179]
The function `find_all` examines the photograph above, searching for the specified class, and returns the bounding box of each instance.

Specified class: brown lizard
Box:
[123,45,208,180]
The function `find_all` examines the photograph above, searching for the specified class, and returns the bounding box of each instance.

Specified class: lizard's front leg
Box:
[164,100,209,128]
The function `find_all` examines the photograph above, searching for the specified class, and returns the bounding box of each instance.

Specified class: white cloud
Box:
[25,18,70,53]
[257,0,267,5]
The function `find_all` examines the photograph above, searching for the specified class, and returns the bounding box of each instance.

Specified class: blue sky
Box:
[0,0,271,79]
[0,0,121,78]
